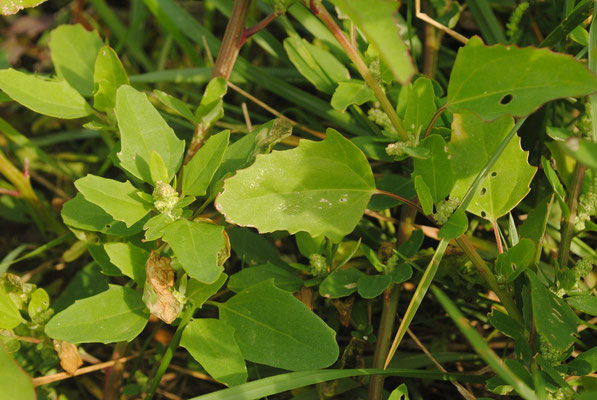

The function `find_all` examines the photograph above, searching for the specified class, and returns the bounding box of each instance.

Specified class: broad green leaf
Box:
[361,244,386,272]
[75,174,152,228]
[162,219,227,284]
[447,36,597,120]
[404,77,436,136]
[330,0,415,84]
[412,134,454,203]
[216,129,376,242]
[61,193,147,237]
[104,242,149,285]
[566,294,597,316]
[397,229,424,258]
[389,383,409,400]
[0,345,35,400]
[319,267,365,299]
[351,136,394,162]
[228,227,286,268]
[519,195,551,243]
[450,112,536,221]
[0,69,91,118]
[284,37,350,94]
[115,85,185,183]
[27,288,49,320]
[187,273,227,308]
[45,285,149,344]
[527,271,578,351]
[154,89,196,122]
[217,280,339,370]
[143,214,174,241]
[557,137,597,169]
[0,289,22,329]
[49,24,103,97]
[331,80,375,111]
[438,209,468,239]
[0,0,46,15]
[93,46,129,111]
[183,130,230,196]
[568,347,597,376]
[414,175,433,216]
[52,262,109,313]
[228,263,303,293]
[181,319,247,387]
[357,274,392,299]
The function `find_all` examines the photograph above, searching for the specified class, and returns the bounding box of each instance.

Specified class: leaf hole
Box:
[481,211,487,218]
[480,187,487,195]
[499,94,513,105]
[491,172,497,177]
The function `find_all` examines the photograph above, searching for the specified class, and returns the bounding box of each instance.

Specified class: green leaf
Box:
[447,36,597,120]
[93,46,129,111]
[0,289,22,329]
[27,288,49,320]
[75,174,152,228]
[368,173,416,211]
[0,68,91,119]
[186,273,227,309]
[568,346,597,376]
[295,231,325,258]
[566,294,597,316]
[541,156,570,217]
[61,193,146,237]
[331,80,375,111]
[284,37,350,94]
[195,77,227,124]
[412,134,454,203]
[557,137,597,169]
[162,219,227,284]
[527,270,578,351]
[181,319,247,387]
[389,383,409,400]
[450,112,536,221]
[414,175,433,215]
[49,24,103,97]
[357,274,392,299]
[228,263,303,293]
[330,0,415,84]
[404,77,437,136]
[45,285,149,344]
[52,262,110,313]
[154,89,196,122]
[216,129,376,242]
[104,242,149,285]
[149,150,170,185]
[0,345,35,400]
[438,209,468,239]
[390,263,413,283]
[217,280,339,371]
[115,85,185,183]
[319,267,365,299]
[228,227,286,267]
[182,130,230,196]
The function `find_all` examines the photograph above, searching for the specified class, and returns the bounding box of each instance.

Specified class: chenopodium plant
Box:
[0,23,339,391]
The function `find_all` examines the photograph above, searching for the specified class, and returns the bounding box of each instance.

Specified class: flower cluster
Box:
[434,197,460,225]
[309,254,328,277]
[576,175,596,231]
[573,257,595,280]
[152,180,181,220]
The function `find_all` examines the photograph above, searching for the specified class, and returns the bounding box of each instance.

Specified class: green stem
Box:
[558,162,585,268]
[145,305,196,399]
[306,0,408,140]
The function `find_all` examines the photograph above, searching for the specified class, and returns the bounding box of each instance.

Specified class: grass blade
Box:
[189,368,487,400]
[466,0,506,44]
[431,285,540,400]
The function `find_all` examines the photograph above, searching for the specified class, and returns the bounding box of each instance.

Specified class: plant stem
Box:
[368,206,415,400]
[212,0,253,80]
[558,162,585,268]
[307,0,408,140]
[145,305,196,399]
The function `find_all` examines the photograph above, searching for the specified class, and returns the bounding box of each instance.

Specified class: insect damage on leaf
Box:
[142,251,183,324]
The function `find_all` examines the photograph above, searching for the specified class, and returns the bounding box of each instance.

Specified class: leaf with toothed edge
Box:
[215,129,376,242]
[449,111,536,221]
